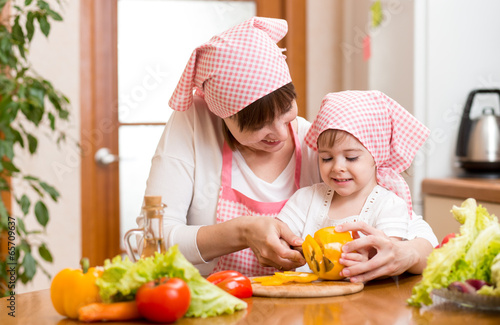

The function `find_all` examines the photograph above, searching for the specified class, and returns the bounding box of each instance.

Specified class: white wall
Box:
[14,0,81,293]
[368,0,500,213]
[369,0,414,111]
[306,0,343,120]
[422,0,500,180]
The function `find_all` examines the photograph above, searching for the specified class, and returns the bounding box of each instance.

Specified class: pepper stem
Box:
[80,257,90,274]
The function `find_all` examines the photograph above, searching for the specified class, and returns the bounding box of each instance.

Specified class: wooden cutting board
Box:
[251,279,364,298]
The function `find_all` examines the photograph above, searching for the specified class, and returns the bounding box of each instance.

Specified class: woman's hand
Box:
[197,216,306,270]
[242,217,306,270]
[335,222,431,283]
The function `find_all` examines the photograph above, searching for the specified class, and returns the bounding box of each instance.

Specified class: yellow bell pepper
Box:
[253,272,318,286]
[302,226,353,280]
[50,258,103,319]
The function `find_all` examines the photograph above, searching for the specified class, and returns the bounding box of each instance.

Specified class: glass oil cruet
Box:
[124,196,167,262]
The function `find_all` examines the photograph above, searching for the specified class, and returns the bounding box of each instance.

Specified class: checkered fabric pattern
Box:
[168,17,292,118]
[305,91,430,216]
[212,191,279,276]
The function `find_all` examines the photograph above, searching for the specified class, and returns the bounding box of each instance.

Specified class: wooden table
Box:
[1,275,499,325]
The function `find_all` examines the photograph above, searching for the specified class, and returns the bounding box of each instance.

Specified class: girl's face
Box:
[318,131,377,199]
[223,100,298,153]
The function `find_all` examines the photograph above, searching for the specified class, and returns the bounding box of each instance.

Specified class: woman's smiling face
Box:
[318,130,377,198]
[223,100,298,153]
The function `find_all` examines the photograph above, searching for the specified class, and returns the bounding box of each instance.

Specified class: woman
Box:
[142,17,437,279]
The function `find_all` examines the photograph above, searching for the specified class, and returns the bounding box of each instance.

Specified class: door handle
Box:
[94,147,120,165]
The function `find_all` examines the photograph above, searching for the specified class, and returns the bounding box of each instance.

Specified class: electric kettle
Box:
[456,89,500,173]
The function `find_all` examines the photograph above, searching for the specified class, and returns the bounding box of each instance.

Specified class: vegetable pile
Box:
[408,198,500,306]
[50,245,248,322]
[96,245,247,318]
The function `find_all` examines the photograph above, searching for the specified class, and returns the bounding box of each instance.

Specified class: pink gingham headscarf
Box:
[305,91,430,216]
[168,17,292,118]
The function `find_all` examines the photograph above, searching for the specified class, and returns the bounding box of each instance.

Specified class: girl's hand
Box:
[242,217,306,270]
[335,222,417,283]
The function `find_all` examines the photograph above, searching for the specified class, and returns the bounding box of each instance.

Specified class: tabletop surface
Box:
[1,274,499,325]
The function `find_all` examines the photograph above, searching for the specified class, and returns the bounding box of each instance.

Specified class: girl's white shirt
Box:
[278,183,412,240]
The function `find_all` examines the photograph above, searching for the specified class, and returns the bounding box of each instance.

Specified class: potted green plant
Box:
[0,0,70,295]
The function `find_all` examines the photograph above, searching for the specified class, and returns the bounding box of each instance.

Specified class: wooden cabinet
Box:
[422,178,500,242]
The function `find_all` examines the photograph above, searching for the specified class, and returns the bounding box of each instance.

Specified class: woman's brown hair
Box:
[222,82,297,150]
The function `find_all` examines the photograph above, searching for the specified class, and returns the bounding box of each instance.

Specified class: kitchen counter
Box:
[1,274,499,324]
[422,178,500,242]
[422,178,500,204]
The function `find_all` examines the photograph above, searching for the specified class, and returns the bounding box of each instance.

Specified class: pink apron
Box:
[212,124,302,276]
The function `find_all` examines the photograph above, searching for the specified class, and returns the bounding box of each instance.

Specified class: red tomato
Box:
[135,277,190,323]
[207,271,252,299]
[206,270,243,285]
[439,233,456,248]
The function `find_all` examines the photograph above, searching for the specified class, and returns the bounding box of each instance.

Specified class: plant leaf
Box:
[40,182,59,201]
[0,139,14,160]
[24,175,39,181]
[25,0,34,6]
[0,200,8,228]
[37,0,49,10]
[27,133,38,154]
[19,194,31,215]
[47,9,62,21]
[30,184,43,197]
[37,14,50,37]
[12,17,25,44]
[20,102,44,126]
[26,12,35,42]
[48,112,55,130]
[38,243,53,262]
[17,217,27,234]
[22,252,37,280]
[11,129,24,148]
[34,201,49,227]
[0,176,9,191]
[2,160,20,173]
[19,239,31,253]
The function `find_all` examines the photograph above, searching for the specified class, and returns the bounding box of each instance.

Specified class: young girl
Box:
[278,91,430,267]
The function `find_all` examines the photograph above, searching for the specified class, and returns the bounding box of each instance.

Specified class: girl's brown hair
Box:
[317,129,350,150]
[222,82,296,150]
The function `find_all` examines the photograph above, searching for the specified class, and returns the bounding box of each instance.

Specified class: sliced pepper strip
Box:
[273,271,319,283]
[252,276,285,286]
[252,272,318,286]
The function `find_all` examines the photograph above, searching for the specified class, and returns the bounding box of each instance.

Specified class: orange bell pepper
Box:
[302,226,353,280]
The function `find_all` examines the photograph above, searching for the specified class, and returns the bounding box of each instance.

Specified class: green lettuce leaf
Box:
[407,198,500,306]
[477,253,500,296]
[95,245,247,318]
